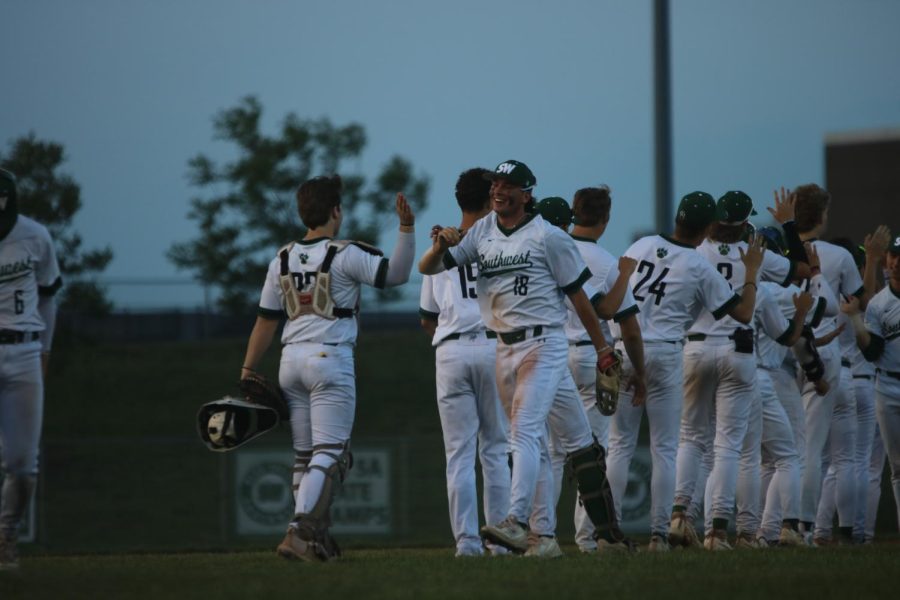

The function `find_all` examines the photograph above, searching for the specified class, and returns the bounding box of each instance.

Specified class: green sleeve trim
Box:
[442,252,458,270]
[562,268,592,296]
[38,276,63,297]
[712,293,741,320]
[613,304,640,323]
[713,294,741,321]
[810,297,827,328]
[373,258,389,289]
[862,334,885,362]
[850,285,865,300]
[775,319,795,345]
[258,307,284,320]
[419,308,439,321]
[589,291,603,306]
[781,260,796,287]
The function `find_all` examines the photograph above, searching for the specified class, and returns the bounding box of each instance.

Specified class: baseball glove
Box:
[596,349,623,416]
[239,372,289,421]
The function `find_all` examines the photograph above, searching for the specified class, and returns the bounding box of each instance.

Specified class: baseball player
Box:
[419,168,511,557]
[670,191,807,551]
[0,168,61,570]
[607,191,762,552]
[536,194,645,553]
[241,174,416,562]
[419,160,629,556]
[841,233,900,533]
[792,184,878,543]
[814,232,890,544]
[752,235,837,546]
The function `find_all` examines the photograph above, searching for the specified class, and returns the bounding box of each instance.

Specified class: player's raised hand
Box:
[435,226,461,251]
[840,295,862,316]
[430,224,443,241]
[739,234,765,273]
[864,225,891,259]
[792,291,814,314]
[396,193,415,227]
[805,242,820,271]
[618,256,638,277]
[767,187,795,224]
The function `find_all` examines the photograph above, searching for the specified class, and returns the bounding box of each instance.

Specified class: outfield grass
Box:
[3,544,900,600]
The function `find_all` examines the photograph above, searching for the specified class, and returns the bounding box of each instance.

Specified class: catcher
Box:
[239,175,416,562]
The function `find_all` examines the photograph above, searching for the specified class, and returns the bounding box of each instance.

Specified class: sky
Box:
[3,0,900,310]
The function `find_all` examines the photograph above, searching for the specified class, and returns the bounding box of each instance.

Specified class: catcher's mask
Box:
[197,396,280,452]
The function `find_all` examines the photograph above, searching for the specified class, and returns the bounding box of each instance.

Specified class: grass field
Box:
[3,544,900,600]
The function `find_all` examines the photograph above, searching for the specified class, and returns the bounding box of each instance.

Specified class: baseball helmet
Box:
[197,396,281,452]
[757,226,787,256]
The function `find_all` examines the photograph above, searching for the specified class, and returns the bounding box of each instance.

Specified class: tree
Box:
[168,96,429,314]
[1,133,114,314]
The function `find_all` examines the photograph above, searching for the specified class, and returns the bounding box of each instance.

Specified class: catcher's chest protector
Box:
[278,241,361,321]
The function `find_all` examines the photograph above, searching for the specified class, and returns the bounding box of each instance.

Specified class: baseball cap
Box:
[716,191,758,225]
[757,226,787,256]
[535,196,574,227]
[483,160,537,191]
[890,233,900,255]
[676,191,717,228]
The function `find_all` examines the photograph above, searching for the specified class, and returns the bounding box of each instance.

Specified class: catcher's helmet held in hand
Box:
[197,396,281,452]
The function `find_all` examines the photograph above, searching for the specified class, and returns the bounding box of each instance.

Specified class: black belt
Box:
[686,333,747,342]
[841,359,852,368]
[443,330,497,342]
[498,325,544,345]
[853,374,874,380]
[0,330,39,344]
[573,340,593,347]
[877,369,900,380]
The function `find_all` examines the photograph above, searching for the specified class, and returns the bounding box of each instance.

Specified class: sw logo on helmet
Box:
[496,162,516,174]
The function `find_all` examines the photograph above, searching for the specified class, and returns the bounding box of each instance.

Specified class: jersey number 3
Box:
[633,260,669,305]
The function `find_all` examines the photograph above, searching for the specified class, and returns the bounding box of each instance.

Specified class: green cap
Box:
[890,233,900,255]
[676,191,717,228]
[535,196,573,227]
[716,191,757,224]
[483,160,536,190]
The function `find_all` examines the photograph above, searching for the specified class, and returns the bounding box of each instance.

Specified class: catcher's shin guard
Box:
[565,441,621,539]
[300,442,352,525]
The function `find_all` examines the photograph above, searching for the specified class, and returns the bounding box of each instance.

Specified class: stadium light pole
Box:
[654,0,673,234]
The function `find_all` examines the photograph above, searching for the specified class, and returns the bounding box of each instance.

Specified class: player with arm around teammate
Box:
[606,191,763,552]
[419,160,629,556]
[842,233,900,534]
[0,169,62,570]
[241,174,416,562]
[419,168,511,557]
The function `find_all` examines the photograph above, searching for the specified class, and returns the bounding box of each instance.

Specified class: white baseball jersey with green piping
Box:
[419,267,510,556]
[606,233,737,539]
[0,216,62,541]
[257,232,414,526]
[862,284,900,528]
[798,240,863,528]
[443,211,594,531]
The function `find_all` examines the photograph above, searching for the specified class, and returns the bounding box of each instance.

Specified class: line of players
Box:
[419,160,900,556]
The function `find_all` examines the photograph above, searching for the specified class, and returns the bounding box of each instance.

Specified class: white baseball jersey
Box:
[420,263,490,345]
[258,238,387,345]
[809,240,864,338]
[864,285,900,396]
[445,213,589,333]
[753,284,794,369]
[567,236,639,344]
[622,235,738,342]
[839,310,876,377]
[689,239,792,337]
[0,215,61,331]
[756,275,836,370]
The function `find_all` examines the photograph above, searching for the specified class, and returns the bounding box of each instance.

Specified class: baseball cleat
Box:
[647,534,670,552]
[480,517,529,554]
[777,526,805,547]
[524,536,564,559]
[667,510,699,548]
[0,535,19,571]
[276,526,329,562]
[703,531,733,551]
[734,532,766,549]
[455,544,484,558]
